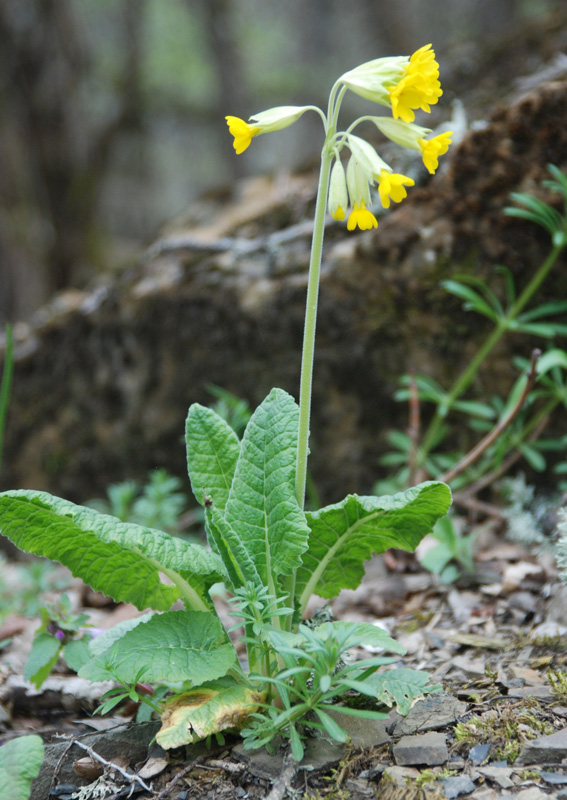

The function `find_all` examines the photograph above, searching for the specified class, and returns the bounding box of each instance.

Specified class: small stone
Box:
[49,786,78,797]
[443,775,476,798]
[513,788,549,800]
[541,771,567,785]
[382,766,420,786]
[393,731,448,766]
[392,694,467,736]
[516,726,567,765]
[478,765,514,788]
[469,743,490,765]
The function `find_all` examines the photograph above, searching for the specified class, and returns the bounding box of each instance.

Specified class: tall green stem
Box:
[295,148,333,508]
[419,242,566,466]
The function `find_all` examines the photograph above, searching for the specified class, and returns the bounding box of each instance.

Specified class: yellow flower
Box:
[347,201,378,231]
[377,170,415,208]
[418,131,453,174]
[225,116,261,154]
[408,44,439,80]
[388,44,442,123]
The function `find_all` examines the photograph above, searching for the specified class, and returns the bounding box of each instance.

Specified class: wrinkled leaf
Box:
[224,388,310,584]
[157,683,265,749]
[0,491,226,612]
[80,610,237,685]
[186,404,241,511]
[367,668,442,715]
[296,482,451,613]
[0,734,44,800]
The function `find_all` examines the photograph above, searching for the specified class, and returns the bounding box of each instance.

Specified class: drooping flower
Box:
[418,131,453,174]
[389,44,443,123]
[344,157,378,231]
[377,170,415,208]
[338,56,407,106]
[347,201,378,231]
[226,106,311,154]
[225,116,261,154]
[328,159,348,220]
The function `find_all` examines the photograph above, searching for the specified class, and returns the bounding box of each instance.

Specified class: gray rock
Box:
[516,726,567,765]
[469,743,490,765]
[477,765,514,788]
[325,707,391,748]
[541,771,567,785]
[391,694,467,736]
[443,775,476,798]
[31,721,162,800]
[393,731,448,766]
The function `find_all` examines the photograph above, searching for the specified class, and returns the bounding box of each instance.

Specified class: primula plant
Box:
[0,46,452,760]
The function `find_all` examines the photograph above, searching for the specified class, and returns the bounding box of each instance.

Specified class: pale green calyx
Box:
[249,105,313,132]
[369,117,432,151]
[347,134,391,177]
[328,159,349,221]
[339,56,407,105]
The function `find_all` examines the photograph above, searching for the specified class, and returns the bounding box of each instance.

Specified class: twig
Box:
[457,412,550,501]
[73,741,152,794]
[264,751,299,800]
[152,757,203,800]
[438,348,541,485]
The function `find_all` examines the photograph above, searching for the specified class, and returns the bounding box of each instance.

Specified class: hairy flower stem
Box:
[295,148,333,509]
[419,241,566,470]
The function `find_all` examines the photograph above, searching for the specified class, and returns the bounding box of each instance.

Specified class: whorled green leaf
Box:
[157,681,266,749]
[186,404,241,511]
[224,388,310,585]
[366,668,442,715]
[311,621,406,655]
[0,491,227,612]
[79,610,237,685]
[296,482,452,614]
[0,734,44,800]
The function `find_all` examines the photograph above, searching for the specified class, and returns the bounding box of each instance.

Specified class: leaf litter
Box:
[1,522,567,800]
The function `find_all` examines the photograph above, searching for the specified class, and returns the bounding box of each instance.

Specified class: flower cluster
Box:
[225,44,452,232]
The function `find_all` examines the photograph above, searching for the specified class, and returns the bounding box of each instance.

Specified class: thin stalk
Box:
[418,241,566,469]
[295,147,333,508]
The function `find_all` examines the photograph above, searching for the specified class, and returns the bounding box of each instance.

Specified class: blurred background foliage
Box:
[0,0,561,324]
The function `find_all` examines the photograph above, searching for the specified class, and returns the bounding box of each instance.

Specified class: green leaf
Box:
[156,682,265,749]
[224,388,310,584]
[314,708,348,742]
[0,735,44,800]
[205,505,262,591]
[24,633,61,689]
[296,482,451,614]
[63,637,92,673]
[0,491,226,612]
[366,668,442,715]
[88,613,154,657]
[311,621,406,655]
[186,404,241,510]
[79,610,237,685]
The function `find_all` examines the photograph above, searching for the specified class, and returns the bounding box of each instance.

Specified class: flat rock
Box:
[443,775,477,798]
[325,707,391,748]
[516,726,567,765]
[477,765,514,788]
[382,765,420,786]
[391,693,467,736]
[392,731,448,766]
